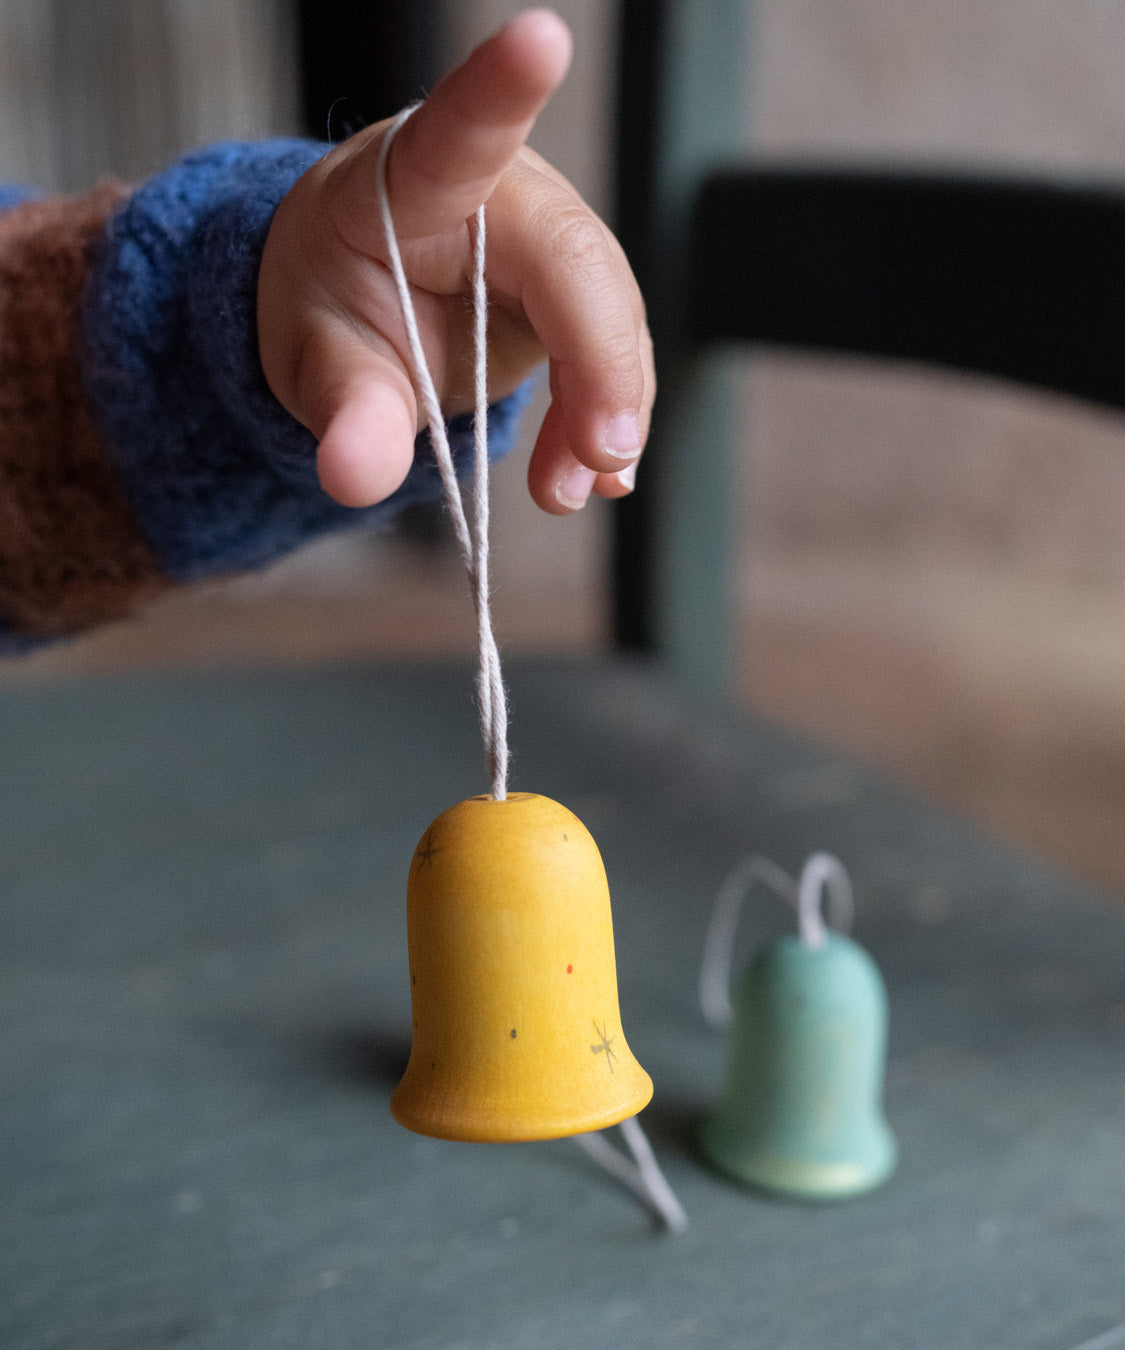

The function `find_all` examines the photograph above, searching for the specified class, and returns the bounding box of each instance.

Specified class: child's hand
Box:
[258,8,652,516]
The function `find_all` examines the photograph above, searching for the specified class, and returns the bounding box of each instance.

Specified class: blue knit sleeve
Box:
[0,187,39,211]
[82,140,534,582]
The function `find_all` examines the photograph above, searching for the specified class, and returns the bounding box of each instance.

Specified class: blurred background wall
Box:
[741,0,1125,899]
[0,1,1122,899]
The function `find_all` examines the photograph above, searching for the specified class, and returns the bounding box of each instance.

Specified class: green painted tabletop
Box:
[1,658,1122,1349]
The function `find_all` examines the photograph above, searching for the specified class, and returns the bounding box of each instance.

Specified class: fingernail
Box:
[616,460,638,492]
[555,464,597,510]
[601,412,641,461]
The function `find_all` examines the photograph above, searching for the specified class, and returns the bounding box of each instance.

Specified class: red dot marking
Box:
[567,964,573,974]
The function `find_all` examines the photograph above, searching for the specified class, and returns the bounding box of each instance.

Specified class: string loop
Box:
[699,852,854,1029]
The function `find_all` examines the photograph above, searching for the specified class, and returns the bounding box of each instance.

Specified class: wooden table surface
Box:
[2,659,1122,1349]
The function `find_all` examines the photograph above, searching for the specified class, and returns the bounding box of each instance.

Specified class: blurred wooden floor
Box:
[748,554,1125,904]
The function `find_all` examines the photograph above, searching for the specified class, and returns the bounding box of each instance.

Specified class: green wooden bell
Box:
[700,855,896,1200]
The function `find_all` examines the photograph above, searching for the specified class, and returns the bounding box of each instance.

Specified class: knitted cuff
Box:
[83,140,534,583]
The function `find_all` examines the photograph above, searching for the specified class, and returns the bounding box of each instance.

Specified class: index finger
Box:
[335,9,572,244]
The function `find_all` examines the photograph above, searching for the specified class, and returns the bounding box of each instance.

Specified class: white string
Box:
[699,852,855,1028]
[376,106,509,799]
[795,851,853,950]
[618,1116,688,1231]
[573,1119,688,1232]
[699,855,796,1029]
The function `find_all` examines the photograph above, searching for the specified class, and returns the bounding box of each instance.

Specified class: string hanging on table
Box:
[376,107,684,1231]
[574,1117,688,1232]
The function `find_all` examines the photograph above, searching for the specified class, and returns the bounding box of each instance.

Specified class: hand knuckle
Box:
[547,205,609,276]
[599,328,646,374]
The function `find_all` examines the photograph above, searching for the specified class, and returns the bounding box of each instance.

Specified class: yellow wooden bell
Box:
[391,792,653,1142]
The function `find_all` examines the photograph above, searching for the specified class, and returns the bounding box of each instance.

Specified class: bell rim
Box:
[699,1118,897,1201]
[391,1074,654,1143]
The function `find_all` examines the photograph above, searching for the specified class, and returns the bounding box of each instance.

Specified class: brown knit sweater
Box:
[0,184,170,639]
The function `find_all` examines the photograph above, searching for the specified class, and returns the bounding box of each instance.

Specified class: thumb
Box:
[293,319,421,508]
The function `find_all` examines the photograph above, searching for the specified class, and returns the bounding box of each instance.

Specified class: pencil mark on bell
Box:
[415,829,441,869]
[590,1021,617,1072]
